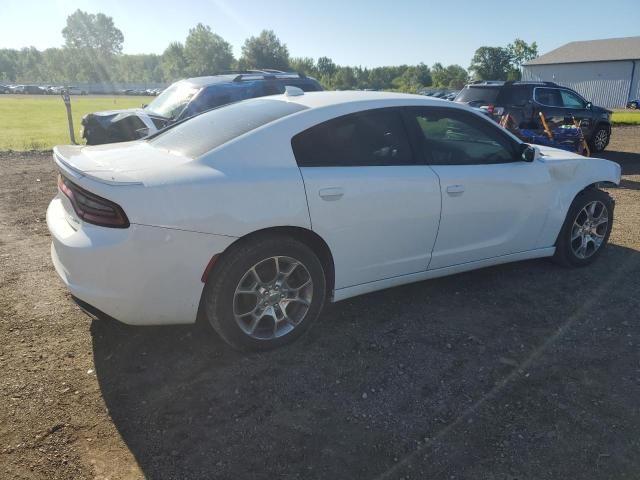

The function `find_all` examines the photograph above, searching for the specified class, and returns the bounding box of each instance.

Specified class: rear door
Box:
[401,107,554,269]
[293,108,442,290]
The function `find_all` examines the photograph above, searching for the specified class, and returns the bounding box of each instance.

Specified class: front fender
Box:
[536,157,620,248]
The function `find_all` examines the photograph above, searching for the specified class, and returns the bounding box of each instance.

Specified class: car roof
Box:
[182,72,318,88]
[268,90,462,110]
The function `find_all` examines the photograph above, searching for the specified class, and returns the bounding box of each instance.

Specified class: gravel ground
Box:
[1,128,639,480]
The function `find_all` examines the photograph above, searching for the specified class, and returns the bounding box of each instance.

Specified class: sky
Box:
[1,0,639,68]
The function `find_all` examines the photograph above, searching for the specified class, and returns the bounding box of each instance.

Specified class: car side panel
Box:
[532,155,621,248]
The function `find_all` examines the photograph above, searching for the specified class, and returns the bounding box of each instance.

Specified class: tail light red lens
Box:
[57,174,130,228]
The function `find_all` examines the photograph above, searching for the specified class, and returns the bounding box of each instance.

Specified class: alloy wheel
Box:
[570,200,609,259]
[233,256,313,340]
[593,129,608,151]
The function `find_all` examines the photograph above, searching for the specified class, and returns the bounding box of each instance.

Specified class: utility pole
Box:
[61,88,76,144]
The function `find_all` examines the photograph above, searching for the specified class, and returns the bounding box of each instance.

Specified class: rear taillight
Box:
[57,174,130,228]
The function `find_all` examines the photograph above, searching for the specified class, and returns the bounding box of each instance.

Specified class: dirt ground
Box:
[1,128,640,480]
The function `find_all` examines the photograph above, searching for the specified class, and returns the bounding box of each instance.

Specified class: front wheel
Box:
[553,188,613,267]
[202,235,327,351]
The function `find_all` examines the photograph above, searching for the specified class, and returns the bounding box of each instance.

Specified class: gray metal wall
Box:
[522,60,640,108]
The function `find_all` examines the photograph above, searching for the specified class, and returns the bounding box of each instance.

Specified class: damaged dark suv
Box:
[80,71,323,145]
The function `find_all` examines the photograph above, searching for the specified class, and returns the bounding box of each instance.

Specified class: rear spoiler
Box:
[53,147,142,186]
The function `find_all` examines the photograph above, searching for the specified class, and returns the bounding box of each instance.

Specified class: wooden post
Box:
[61,89,76,144]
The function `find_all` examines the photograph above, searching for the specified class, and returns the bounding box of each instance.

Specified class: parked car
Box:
[627,99,639,109]
[66,86,88,95]
[48,90,621,351]
[455,80,612,152]
[0,84,10,94]
[18,85,46,94]
[80,71,322,145]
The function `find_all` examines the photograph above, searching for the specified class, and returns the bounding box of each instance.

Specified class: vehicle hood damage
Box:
[536,145,621,185]
[81,108,170,145]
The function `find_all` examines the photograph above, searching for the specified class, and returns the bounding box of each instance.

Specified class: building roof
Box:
[525,36,640,66]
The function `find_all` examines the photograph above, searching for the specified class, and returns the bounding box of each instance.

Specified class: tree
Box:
[507,39,538,79]
[160,42,187,81]
[469,46,512,80]
[316,56,336,77]
[184,24,234,76]
[0,49,19,81]
[239,30,290,71]
[62,9,123,56]
[431,63,468,88]
[392,63,432,92]
[289,57,316,75]
[508,39,538,69]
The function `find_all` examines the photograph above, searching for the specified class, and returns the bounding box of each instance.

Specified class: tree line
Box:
[0,10,537,91]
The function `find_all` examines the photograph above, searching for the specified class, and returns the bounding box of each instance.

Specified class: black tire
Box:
[553,188,614,267]
[589,125,610,153]
[202,234,326,351]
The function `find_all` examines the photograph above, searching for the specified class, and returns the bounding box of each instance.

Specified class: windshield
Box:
[145,81,200,119]
[455,86,501,107]
[149,98,307,158]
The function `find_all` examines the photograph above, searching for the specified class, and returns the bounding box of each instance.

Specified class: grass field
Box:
[0,94,149,150]
[611,109,640,125]
[1,94,640,151]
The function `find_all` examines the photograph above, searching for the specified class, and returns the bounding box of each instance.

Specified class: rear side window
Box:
[291,108,413,167]
[455,86,501,107]
[150,98,307,158]
[498,87,530,106]
[534,88,563,107]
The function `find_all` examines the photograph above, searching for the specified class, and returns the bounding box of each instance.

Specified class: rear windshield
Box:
[455,86,501,107]
[149,98,307,158]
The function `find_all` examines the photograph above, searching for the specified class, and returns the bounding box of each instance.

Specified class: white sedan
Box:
[47,90,621,350]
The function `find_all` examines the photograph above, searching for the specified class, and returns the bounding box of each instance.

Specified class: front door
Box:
[402,107,554,270]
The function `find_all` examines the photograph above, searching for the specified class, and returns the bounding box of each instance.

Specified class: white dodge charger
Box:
[47,90,621,350]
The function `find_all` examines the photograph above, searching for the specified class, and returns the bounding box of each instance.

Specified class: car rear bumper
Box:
[47,195,236,326]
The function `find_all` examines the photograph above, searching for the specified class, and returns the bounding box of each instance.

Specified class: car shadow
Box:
[91,243,640,479]
[597,150,640,190]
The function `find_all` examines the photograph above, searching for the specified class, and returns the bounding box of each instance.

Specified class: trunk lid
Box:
[53,141,193,185]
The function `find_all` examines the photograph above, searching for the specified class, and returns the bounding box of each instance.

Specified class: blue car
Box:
[81,70,323,145]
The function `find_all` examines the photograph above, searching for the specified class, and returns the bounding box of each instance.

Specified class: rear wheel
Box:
[203,235,326,351]
[553,188,613,267]
[589,126,610,152]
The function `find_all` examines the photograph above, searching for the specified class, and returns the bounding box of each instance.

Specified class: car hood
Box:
[53,141,194,185]
[82,108,167,124]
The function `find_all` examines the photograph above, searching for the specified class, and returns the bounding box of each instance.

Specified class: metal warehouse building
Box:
[522,36,640,108]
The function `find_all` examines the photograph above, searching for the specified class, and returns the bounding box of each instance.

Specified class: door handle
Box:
[319,187,344,201]
[446,185,465,195]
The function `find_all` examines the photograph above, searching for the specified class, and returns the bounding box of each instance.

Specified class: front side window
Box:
[404,108,518,165]
[560,90,586,108]
[292,109,412,167]
[534,88,563,107]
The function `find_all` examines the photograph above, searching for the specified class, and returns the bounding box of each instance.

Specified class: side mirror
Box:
[521,144,536,162]
[586,102,592,109]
